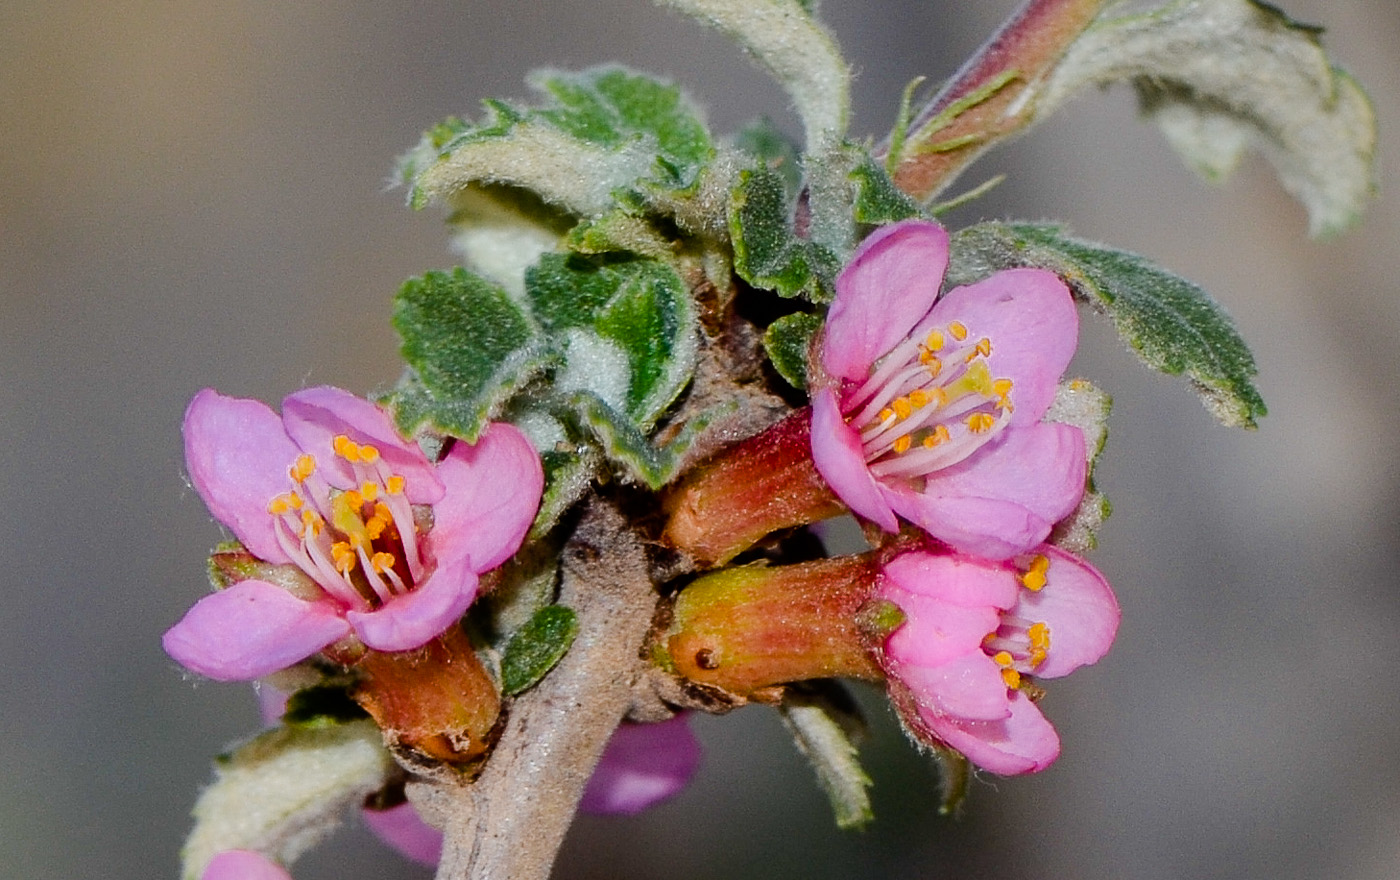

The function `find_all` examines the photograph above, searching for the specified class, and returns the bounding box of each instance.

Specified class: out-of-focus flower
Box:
[164,386,542,680]
[876,544,1119,774]
[811,219,1086,559]
[200,850,292,880]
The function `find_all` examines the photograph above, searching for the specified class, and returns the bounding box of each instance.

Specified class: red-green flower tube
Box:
[663,556,885,698]
[662,409,845,567]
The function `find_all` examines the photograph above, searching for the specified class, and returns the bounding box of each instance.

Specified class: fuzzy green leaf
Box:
[500,605,580,696]
[729,166,838,301]
[778,681,873,830]
[948,222,1266,428]
[391,268,554,441]
[181,720,393,880]
[850,156,923,225]
[1040,0,1376,236]
[763,311,823,391]
[653,0,849,149]
[564,392,733,489]
[526,254,698,430]
[534,67,714,190]
[401,67,714,216]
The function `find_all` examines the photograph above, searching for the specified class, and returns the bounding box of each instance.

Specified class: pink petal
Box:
[1015,547,1120,679]
[821,220,949,382]
[427,422,543,573]
[810,391,898,532]
[200,850,293,880]
[885,423,1086,559]
[183,389,300,564]
[580,715,702,815]
[280,386,444,504]
[163,580,351,681]
[926,690,1061,775]
[899,651,1013,721]
[880,591,1002,668]
[346,557,479,652]
[923,268,1077,426]
[881,550,1020,608]
[363,802,442,867]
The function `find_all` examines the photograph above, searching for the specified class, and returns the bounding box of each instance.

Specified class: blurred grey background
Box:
[4,1,1399,878]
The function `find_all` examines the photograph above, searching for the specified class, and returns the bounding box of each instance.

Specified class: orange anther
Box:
[948,322,968,341]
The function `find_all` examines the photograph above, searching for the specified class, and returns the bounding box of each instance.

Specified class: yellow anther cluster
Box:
[949,322,968,341]
[331,541,356,573]
[992,651,1021,689]
[967,412,996,433]
[333,435,382,465]
[1020,554,1049,591]
[892,397,914,421]
[371,551,397,574]
[301,510,323,537]
[919,351,944,377]
[386,475,406,495]
[893,435,912,454]
[1027,622,1051,668]
[992,378,1014,412]
[922,424,951,448]
[926,330,946,352]
[360,482,379,502]
[267,492,304,516]
[290,454,316,483]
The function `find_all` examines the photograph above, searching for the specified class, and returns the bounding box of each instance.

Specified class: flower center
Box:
[265,435,427,612]
[843,319,1014,482]
[982,554,1052,690]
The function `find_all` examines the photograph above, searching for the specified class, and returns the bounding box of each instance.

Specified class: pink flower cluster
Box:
[164,386,543,680]
[812,219,1119,773]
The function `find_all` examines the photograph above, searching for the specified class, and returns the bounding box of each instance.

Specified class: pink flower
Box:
[811,219,1086,559]
[164,386,543,680]
[201,850,292,880]
[877,544,1119,775]
[363,715,702,865]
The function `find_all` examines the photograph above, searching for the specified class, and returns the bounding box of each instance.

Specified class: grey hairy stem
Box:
[411,498,659,880]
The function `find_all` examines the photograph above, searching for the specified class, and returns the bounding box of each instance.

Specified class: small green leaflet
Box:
[500,605,580,696]
[391,268,554,442]
[526,253,698,430]
[729,166,839,302]
[947,223,1266,428]
[763,312,823,391]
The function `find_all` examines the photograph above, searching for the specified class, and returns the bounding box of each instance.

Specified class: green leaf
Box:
[778,681,873,830]
[500,605,580,696]
[850,156,923,225]
[526,254,698,430]
[391,268,555,442]
[1040,0,1376,236]
[534,67,714,190]
[948,222,1266,428]
[729,166,838,301]
[181,720,393,880]
[563,391,734,489]
[763,312,823,391]
[654,0,850,149]
[401,66,714,216]
[530,447,602,542]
